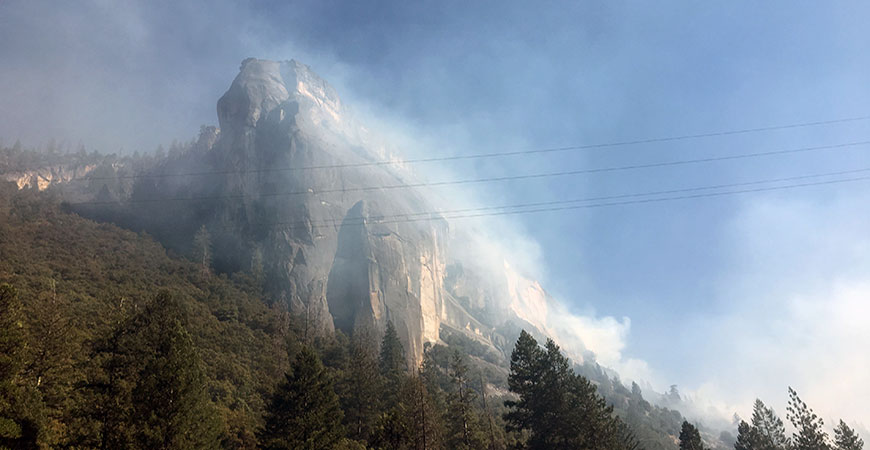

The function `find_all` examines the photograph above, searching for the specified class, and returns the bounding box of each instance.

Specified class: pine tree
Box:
[192,225,212,275]
[503,331,624,450]
[735,420,758,450]
[679,421,705,450]
[259,346,344,450]
[751,399,791,450]
[616,419,642,450]
[379,321,406,408]
[786,387,830,450]
[833,420,863,450]
[337,330,382,444]
[419,345,450,397]
[0,284,39,449]
[446,351,486,450]
[94,291,221,449]
[564,366,621,448]
[734,399,791,450]
[132,312,220,449]
[398,373,444,450]
[22,281,77,446]
[373,408,408,450]
[503,330,544,437]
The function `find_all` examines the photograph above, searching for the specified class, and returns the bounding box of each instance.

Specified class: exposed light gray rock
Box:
[209,58,451,364]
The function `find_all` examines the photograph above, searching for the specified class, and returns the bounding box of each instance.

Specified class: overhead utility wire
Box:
[244,173,870,232]
[69,140,870,206]
[83,115,870,180]
[227,167,870,231]
[430,175,870,222]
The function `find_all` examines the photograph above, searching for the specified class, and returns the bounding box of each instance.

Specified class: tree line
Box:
[1,282,645,449]
[678,389,864,450]
[0,184,655,449]
[1,185,862,449]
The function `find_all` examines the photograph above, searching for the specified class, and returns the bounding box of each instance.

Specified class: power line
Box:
[221,167,870,231]
[83,115,870,180]
[291,174,870,230]
[68,140,870,206]
[430,174,870,224]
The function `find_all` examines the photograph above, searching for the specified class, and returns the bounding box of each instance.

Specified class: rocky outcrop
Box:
[32,58,556,367]
[205,59,451,364]
[4,164,98,190]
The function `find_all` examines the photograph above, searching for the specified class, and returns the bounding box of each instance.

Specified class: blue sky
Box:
[2,0,869,428]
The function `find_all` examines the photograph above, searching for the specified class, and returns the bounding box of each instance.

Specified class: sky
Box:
[2,0,869,431]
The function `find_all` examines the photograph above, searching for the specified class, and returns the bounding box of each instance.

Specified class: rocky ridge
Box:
[6,58,560,367]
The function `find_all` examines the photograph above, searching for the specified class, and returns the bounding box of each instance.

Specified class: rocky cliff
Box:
[203,59,458,364]
[3,164,98,190]
[9,58,556,367]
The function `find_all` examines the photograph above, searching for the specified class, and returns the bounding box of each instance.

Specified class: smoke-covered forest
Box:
[1,148,865,449]
[3,2,870,448]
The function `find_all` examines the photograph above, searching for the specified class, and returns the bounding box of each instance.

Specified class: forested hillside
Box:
[3,180,863,449]
[0,182,294,447]
[0,182,643,448]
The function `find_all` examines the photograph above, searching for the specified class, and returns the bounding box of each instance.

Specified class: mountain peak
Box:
[217,58,344,132]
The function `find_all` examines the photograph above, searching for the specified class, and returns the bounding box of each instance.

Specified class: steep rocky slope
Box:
[6,59,566,366]
[204,59,456,364]
[1,58,693,447]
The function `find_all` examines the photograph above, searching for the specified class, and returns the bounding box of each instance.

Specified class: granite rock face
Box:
[2,164,97,190]
[208,59,451,364]
[15,58,556,367]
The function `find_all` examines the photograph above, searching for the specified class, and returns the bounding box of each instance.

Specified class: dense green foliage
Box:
[734,399,790,450]
[1,144,702,449]
[730,389,864,450]
[0,284,39,449]
[582,365,683,449]
[503,330,634,449]
[679,421,705,450]
[93,291,222,449]
[787,387,831,450]
[0,177,728,449]
[259,347,344,450]
[0,183,292,447]
[834,420,864,450]
[378,321,406,410]
[445,351,488,450]
[335,331,381,443]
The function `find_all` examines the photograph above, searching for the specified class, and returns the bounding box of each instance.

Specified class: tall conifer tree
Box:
[503,330,544,437]
[446,351,486,450]
[97,291,220,449]
[735,420,758,450]
[752,399,790,450]
[132,314,220,449]
[833,420,863,450]
[787,387,830,450]
[259,346,344,450]
[679,421,705,450]
[379,321,406,408]
[503,331,626,450]
[397,373,444,450]
[192,225,212,275]
[0,284,39,449]
[337,330,381,443]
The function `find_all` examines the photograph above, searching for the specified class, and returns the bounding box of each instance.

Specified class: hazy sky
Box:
[2,0,869,429]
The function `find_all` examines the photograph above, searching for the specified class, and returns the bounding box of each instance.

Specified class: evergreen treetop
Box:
[503,330,628,450]
[833,420,864,450]
[259,346,344,450]
[679,420,705,450]
[787,387,830,450]
[379,320,406,408]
